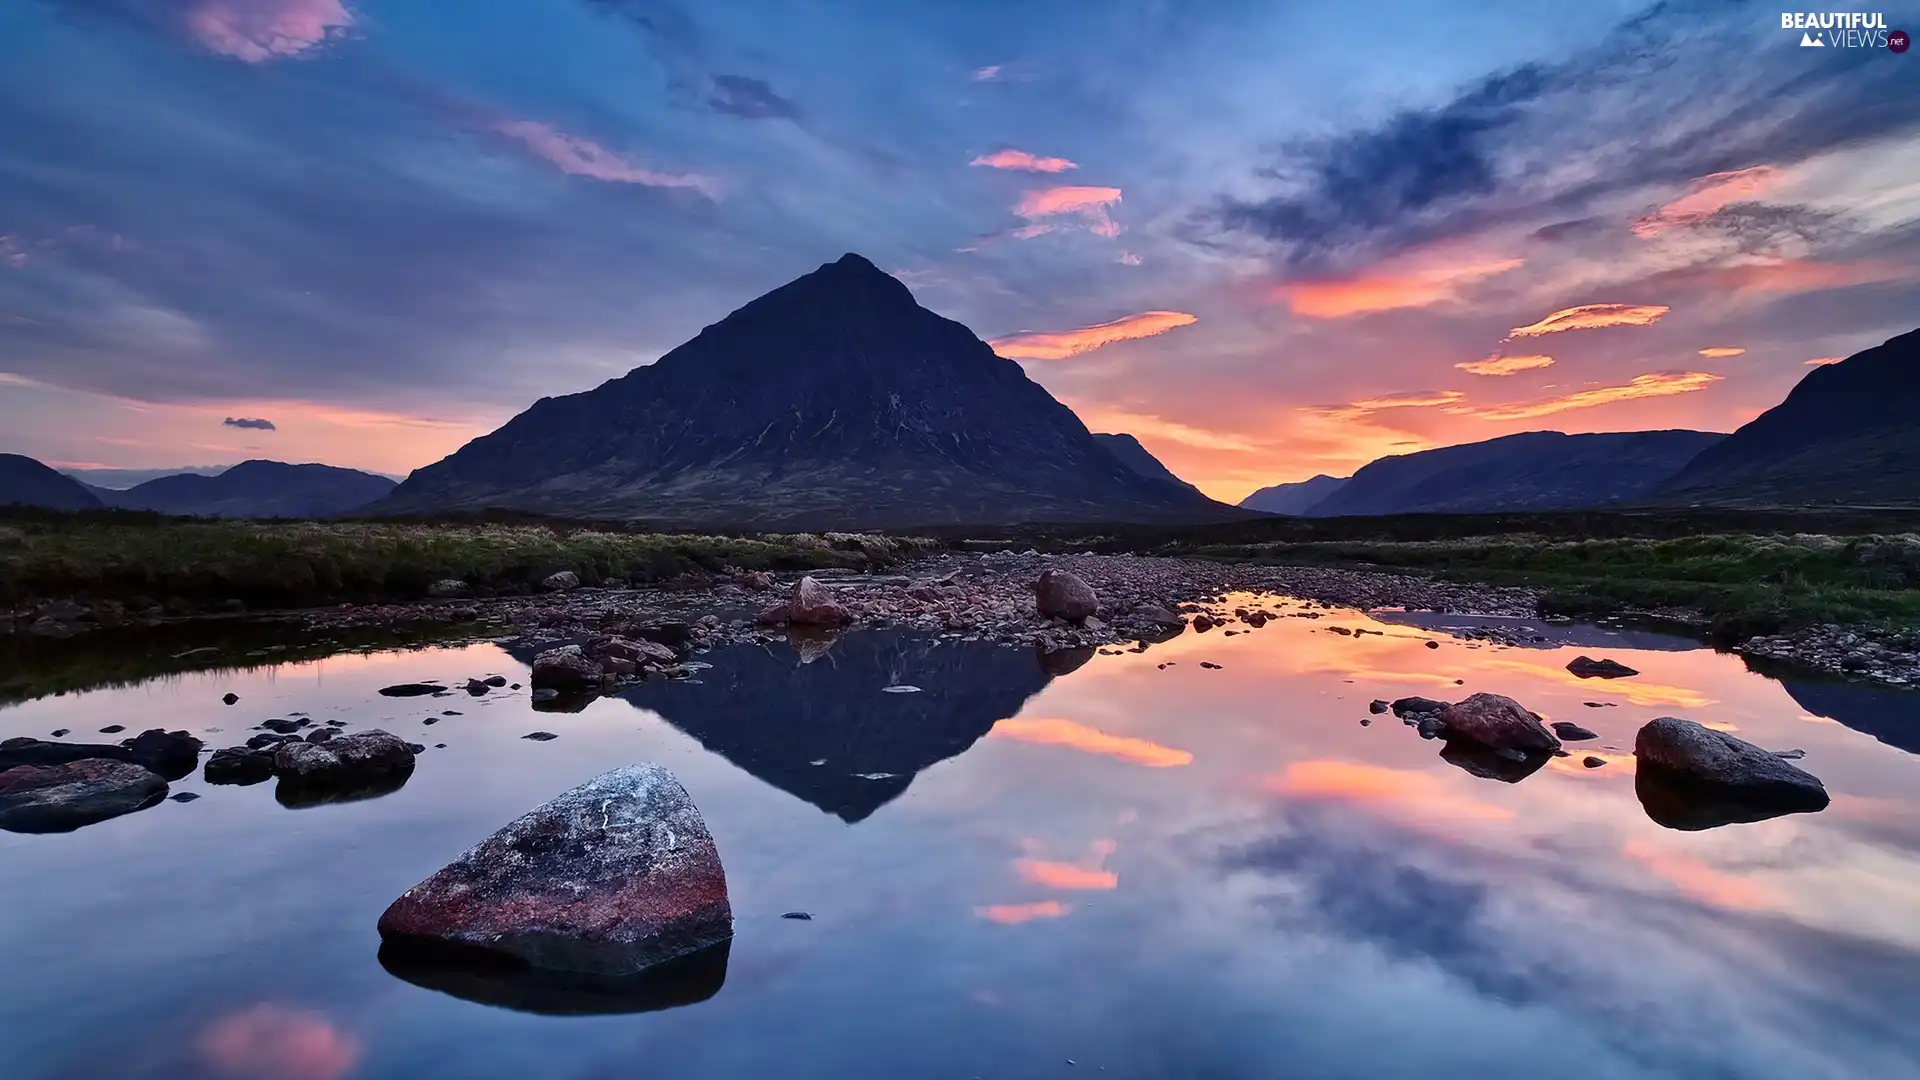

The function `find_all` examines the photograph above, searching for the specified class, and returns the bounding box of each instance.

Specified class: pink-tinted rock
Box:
[600,636,679,666]
[273,730,416,785]
[786,576,853,626]
[1437,693,1561,754]
[531,645,603,691]
[377,764,732,975]
[1035,569,1098,622]
[0,758,167,833]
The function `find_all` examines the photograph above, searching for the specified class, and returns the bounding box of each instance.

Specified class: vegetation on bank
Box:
[1180,533,1920,641]
[0,510,935,611]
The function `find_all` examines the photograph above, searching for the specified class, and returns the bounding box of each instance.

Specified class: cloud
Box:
[494,120,718,196]
[1274,253,1523,319]
[706,74,802,121]
[1454,371,1722,421]
[989,310,1195,360]
[1268,760,1515,830]
[1805,356,1842,366]
[1696,346,1746,358]
[222,416,276,430]
[198,1004,360,1080]
[0,235,27,268]
[1015,839,1118,891]
[1077,408,1261,452]
[1455,354,1554,376]
[1692,258,1913,296]
[1507,304,1670,338]
[973,901,1069,924]
[986,716,1193,768]
[1621,839,1776,911]
[970,149,1077,173]
[1632,167,1785,238]
[1303,389,1465,423]
[1013,185,1123,238]
[180,0,353,63]
[1119,251,1141,266]
[970,65,1003,82]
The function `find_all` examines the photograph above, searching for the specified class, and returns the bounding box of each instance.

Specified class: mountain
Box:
[1241,474,1348,515]
[58,465,228,490]
[107,460,397,518]
[1093,433,1203,494]
[0,454,106,511]
[1655,328,1920,506]
[372,254,1238,528]
[1302,430,1726,517]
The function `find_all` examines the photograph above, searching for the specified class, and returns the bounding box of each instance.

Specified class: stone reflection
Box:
[274,769,413,809]
[1634,766,1827,831]
[379,938,730,1016]
[621,631,1056,822]
[1439,741,1553,784]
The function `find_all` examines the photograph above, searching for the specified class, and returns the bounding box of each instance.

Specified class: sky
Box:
[1,0,1916,502]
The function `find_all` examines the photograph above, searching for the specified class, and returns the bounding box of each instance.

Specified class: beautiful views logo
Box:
[1781,11,1899,47]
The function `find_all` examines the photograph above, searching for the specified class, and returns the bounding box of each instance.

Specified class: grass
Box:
[1180,532,1920,640]
[0,509,938,612]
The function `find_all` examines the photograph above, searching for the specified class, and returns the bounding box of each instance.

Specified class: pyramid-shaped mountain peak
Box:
[375,258,1236,528]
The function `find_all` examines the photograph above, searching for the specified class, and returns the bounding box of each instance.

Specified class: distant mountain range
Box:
[1655,328,1920,506]
[1,454,106,511]
[1241,474,1349,515]
[1093,433,1203,495]
[372,254,1239,528]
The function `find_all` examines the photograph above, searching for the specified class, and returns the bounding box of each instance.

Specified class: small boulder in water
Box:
[377,764,733,976]
[1035,570,1098,622]
[1438,693,1561,754]
[786,577,853,627]
[1551,721,1599,741]
[273,730,415,787]
[378,683,446,698]
[205,747,276,786]
[531,646,603,692]
[1567,656,1639,679]
[1632,717,1827,829]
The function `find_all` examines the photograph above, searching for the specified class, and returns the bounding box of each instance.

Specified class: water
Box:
[4,596,1919,1079]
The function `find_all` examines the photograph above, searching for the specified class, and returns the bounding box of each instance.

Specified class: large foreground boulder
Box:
[0,759,168,833]
[1633,717,1827,829]
[1035,569,1099,622]
[786,576,853,627]
[1438,693,1561,754]
[378,764,732,976]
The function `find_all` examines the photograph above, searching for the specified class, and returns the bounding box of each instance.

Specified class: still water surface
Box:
[4,596,1919,1079]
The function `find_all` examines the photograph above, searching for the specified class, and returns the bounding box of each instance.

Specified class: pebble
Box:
[522,732,558,742]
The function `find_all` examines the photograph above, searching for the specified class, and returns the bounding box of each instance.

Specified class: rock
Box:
[737,570,775,591]
[1567,656,1640,679]
[261,718,302,734]
[1774,748,1806,760]
[601,637,679,665]
[522,732,559,741]
[531,646,603,692]
[428,579,472,598]
[306,728,335,744]
[377,764,733,977]
[542,570,581,592]
[1632,717,1828,827]
[114,729,204,779]
[465,678,492,696]
[485,675,508,687]
[204,747,276,786]
[1551,722,1599,741]
[222,693,239,706]
[29,616,74,638]
[1037,646,1096,677]
[1438,694,1561,754]
[98,725,125,734]
[1199,661,1222,670]
[1389,696,1451,720]
[781,912,813,921]
[0,730,201,781]
[49,729,68,738]
[378,683,446,697]
[755,603,790,626]
[1191,614,1217,632]
[1035,570,1098,622]
[0,759,168,833]
[1583,756,1607,768]
[1425,640,1440,650]
[273,730,416,789]
[170,791,200,803]
[633,623,697,650]
[787,577,853,627]
[1368,700,1390,715]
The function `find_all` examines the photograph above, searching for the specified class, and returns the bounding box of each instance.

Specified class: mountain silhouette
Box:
[1656,328,1920,506]
[372,254,1238,527]
[1093,433,1203,495]
[1241,474,1349,515]
[102,460,396,518]
[0,454,106,511]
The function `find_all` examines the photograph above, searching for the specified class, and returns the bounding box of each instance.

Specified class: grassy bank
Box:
[0,510,937,612]
[1182,533,1920,640]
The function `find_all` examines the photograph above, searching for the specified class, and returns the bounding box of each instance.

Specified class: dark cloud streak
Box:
[222,416,275,430]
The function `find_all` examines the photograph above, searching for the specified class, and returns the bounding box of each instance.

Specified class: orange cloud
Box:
[198,1004,360,1080]
[989,310,1196,360]
[1455,371,1721,421]
[496,120,718,196]
[1805,356,1842,366]
[1016,839,1118,891]
[974,901,1070,924]
[1076,408,1260,452]
[1632,166,1784,238]
[1269,760,1513,825]
[987,717,1193,767]
[1622,839,1776,911]
[1508,304,1670,338]
[971,149,1077,173]
[1455,354,1555,376]
[1275,256,1523,319]
[185,0,353,63]
[1697,347,1746,358]
[1302,389,1466,423]
[1706,258,1911,295]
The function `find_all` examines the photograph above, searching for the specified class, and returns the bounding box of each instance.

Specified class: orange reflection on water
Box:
[988,717,1193,767]
[1621,839,1777,911]
[1477,658,1716,710]
[1016,838,1119,891]
[974,901,1071,924]
[1268,760,1514,825]
[198,1003,361,1080]
[1545,749,1638,776]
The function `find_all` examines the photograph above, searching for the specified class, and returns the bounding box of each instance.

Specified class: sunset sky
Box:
[2,0,1916,500]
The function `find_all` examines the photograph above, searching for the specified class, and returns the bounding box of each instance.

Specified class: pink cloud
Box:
[1012,185,1122,239]
[1453,371,1722,421]
[970,149,1078,173]
[1507,303,1670,338]
[198,1004,360,1080]
[1119,252,1142,266]
[1274,253,1523,319]
[495,120,718,197]
[1696,346,1746,358]
[185,0,354,63]
[1805,356,1842,366]
[989,310,1196,361]
[1633,166,1783,238]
